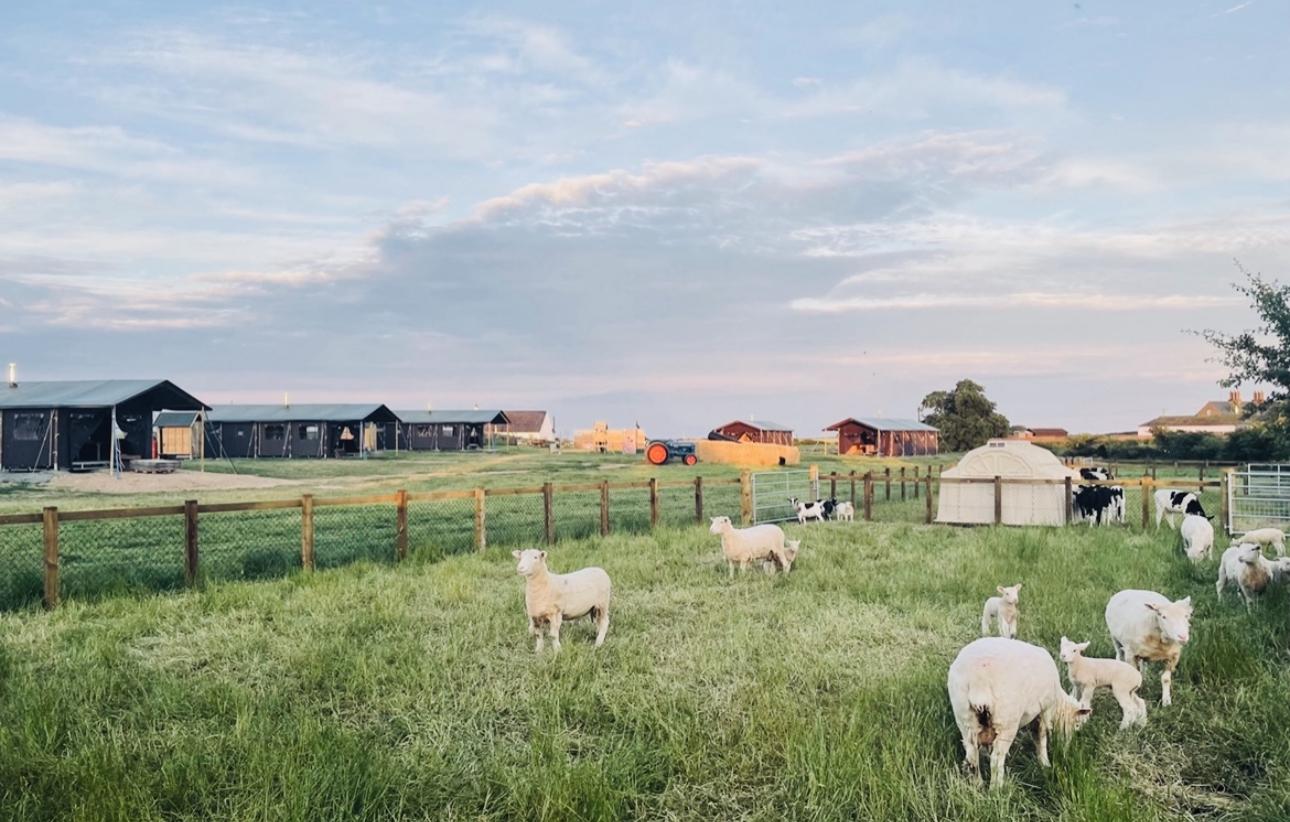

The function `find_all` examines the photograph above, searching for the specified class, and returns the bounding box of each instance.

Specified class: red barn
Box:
[826,417,939,457]
[710,419,793,446]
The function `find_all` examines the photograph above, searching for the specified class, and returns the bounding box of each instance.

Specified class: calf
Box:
[1154,489,1209,529]
[1073,484,1125,525]
[1079,467,1113,482]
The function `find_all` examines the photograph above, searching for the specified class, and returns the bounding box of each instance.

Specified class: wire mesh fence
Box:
[314,503,398,569]
[0,520,43,611]
[407,497,475,560]
[59,513,188,602]
[485,491,547,549]
[200,507,302,582]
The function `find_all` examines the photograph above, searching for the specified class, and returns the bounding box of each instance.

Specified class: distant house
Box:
[397,409,509,451]
[1137,391,1258,439]
[825,417,939,457]
[710,419,793,446]
[1009,427,1069,443]
[499,410,554,444]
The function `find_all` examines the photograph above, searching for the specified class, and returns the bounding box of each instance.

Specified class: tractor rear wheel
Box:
[646,442,670,465]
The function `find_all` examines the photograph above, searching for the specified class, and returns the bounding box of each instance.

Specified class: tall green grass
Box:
[1,520,1286,820]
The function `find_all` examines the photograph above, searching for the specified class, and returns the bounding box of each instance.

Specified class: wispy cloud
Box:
[790,291,1242,313]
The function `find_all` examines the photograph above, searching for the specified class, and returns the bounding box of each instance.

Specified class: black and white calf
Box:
[1153,489,1210,529]
[1073,484,1125,525]
[1079,467,1113,482]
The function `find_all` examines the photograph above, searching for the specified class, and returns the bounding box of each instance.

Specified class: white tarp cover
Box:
[937,440,1078,526]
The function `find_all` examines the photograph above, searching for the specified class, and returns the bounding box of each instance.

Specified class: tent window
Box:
[414,424,433,437]
[12,413,45,441]
[264,424,286,441]
[298,424,319,440]
[442,425,454,436]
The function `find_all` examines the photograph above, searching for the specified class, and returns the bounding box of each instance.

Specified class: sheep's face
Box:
[1237,543,1263,565]
[1059,636,1090,663]
[1145,597,1193,645]
[997,584,1021,605]
[1274,558,1290,581]
[512,549,547,576]
[784,539,801,562]
[708,516,731,535]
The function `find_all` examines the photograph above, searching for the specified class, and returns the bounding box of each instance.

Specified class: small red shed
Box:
[710,419,793,446]
[826,417,939,457]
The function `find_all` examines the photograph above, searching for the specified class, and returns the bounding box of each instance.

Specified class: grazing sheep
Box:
[1217,542,1283,610]
[980,584,1022,639]
[512,549,611,653]
[762,539,802,574]
[709,516,794,575]
[1154,489,1209,529]
[948,637,1092,789]
[835,501,855,522]
[1180,514,1215,561]
[789,497,825,524]
[1235,527,1286,557]
[1059,636,1147,729]
[1106,590,1193,706]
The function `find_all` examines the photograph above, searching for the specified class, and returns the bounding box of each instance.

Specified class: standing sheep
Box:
[834,501,855,522]
[1235,528,1286,557]
[1180,514,1215,561]
[1105,590,1193,706]
[1216,542,1287,610]
[947,637,1092,789]
[709,516,795,575]
[513,549,611,653]
[1059,636,1147,729]
[980,584,1022,639]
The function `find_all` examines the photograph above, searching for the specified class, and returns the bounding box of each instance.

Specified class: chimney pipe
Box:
[6,362,14,388]
[283,392,290,407]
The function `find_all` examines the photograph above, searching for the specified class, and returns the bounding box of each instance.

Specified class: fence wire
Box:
[200,508,302,581]
[407,498,474,560]
[659,483,700,528]
[0,523,42,610]
[60,514,186,602]
[315,504,397,569]
[486,493,546,548]
[551,490,602,542]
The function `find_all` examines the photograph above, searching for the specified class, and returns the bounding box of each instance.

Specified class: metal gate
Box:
[1228,464,1290,534]
[750,469,818,524]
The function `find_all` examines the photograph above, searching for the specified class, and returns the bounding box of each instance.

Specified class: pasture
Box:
[2,514,1288,820]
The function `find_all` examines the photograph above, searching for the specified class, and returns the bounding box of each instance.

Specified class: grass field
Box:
[2,515,1288,820]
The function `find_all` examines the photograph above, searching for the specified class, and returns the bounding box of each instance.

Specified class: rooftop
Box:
[0,379,207,410]
[716,419,793,432]
[208,404,398,423]
[396,409,509,425]
[825,417,938,432]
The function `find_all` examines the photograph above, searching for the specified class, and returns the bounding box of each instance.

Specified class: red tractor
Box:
[645,439,698,466]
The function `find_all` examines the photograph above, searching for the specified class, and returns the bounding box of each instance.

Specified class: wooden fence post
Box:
[1063,477,1072,525]
[301,494,315,571]
[600,480,610,535]
[924,475,933,523]
[913,466,920,500]
[849,470,857,506]
[830,473,837,499]
[901,467,907,501]
[885,467,891,501]
[42,506,59,609]
[543,482,555,545]
[694,476,704,523]
[993,476,1002,525]
[1219,471,1229,535]
[649,477,660,529]
[863,472,873,521]
[1199,464,1206,483]
[474,488,487,551]
[1140,476,1151,530]
[184,499,199,585]
[809,464,820,500]
[395,490,408,562]
[740,471,753,526]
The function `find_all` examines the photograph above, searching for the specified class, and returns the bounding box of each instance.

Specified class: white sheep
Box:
[980,584,1021,639]
[1180,514,1214,561]
[834,501,855,522]
[512,549,611,653]
[1059,636,1147,729]
[948,637,1091,789]
[1105,590,1193,706]
[1216,542,1286,610]
[708,516,794,575]
[1235,527,1286,557]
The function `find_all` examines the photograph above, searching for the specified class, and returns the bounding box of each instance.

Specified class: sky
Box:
[1,1,1287,438]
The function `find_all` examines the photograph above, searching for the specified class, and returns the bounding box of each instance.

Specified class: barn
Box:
[205,404,401,459]
[396,410,509,451]
[937,440,1077,526]
[0,378,208,472]
[709,419,794,446]
[499,410,554,444]
[825,417,939,457]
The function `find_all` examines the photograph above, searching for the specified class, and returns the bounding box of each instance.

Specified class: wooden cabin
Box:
[825,417,939,457]
[710,419,793,446]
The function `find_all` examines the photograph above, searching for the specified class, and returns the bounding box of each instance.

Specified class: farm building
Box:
[1136,390,1255,438]
[155,410,204,459]
[825,417,939,457]
[937,440,1078,526]
[205,404,400,459]
[1009,427,1069,443]
[709,419,793,446]
[498,410,554,444]
[396,409,509,451]
[0,377,208,471]
[573,422,648,453]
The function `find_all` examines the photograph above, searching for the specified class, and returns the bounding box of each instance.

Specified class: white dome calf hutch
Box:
[937,440,1077,526]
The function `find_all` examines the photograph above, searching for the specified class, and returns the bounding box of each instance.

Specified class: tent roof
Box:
[396,409,509,425]
[716,419,793,433]
[825,417,938,432]
[209,404,399,423]
[943,439,1076,479]
[0,379,208,410]
[154,410,201,427]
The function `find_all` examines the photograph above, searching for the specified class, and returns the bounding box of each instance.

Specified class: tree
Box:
[918,379,1010,452]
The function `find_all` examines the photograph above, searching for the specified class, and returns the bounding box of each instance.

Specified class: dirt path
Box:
[48,470,295,494]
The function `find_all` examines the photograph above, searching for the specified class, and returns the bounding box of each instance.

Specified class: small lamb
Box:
[834,501,855,522]
[1059,636,1147,729]
[513,549,611,653]
[981,584,1022,639]
[1216,542,1287,610]
[1180,513,1215,561]
[709,516,795,575]
[1236,527,1286,557]
[762,539,802,574]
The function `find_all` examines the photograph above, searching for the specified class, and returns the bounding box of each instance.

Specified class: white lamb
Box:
[1105,590,1193,706]
[948,637,1091,789]
[512,549,611,653]
[1180,514,1214,561]
[834,501,855,522]
[708,516,795,575]
[1059,636,1147,729]
[1216,542,1287,610]
[1235,527,1286,557]
[980,584,1021,639]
